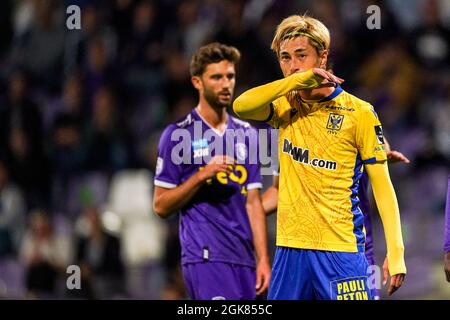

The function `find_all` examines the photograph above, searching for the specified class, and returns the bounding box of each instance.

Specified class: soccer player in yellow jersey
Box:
[233,14,406,300]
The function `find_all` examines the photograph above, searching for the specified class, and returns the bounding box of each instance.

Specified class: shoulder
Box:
[229,115,252,130]
[175,111,195,128]
[158,123,179,145]
[160,111,195,143]
[340,91,376,116]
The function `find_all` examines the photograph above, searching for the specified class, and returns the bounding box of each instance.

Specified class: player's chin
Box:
[216,98,231,108]
[218,95,231,104]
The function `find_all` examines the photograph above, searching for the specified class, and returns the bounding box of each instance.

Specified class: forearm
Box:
[233,69,322,120]
[366,162,406,275]
[262,186,278,215]
[246,191,270,262]
[154,172,205,218]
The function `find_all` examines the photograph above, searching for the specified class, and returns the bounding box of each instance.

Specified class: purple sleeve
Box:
[154,125,183,189]
[246,163,262,190]
[444,175,450,253]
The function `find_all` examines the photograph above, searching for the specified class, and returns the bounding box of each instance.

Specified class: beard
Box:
[203,86,231,110]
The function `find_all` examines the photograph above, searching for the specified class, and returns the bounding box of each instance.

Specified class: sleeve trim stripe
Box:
[263,103,275,123]
[247,182,263,190]
[363,157,377,164]
[154,180,178,189]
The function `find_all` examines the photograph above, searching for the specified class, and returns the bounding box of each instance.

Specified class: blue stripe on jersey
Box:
[351,154,365,253]
[319,84,343,102]
[363,157,376,164]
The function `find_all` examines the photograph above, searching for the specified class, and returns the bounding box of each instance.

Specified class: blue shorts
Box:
[268,247,373,300]
[182,262,256,300]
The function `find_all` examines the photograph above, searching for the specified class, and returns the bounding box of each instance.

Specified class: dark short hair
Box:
[189,42,241,77]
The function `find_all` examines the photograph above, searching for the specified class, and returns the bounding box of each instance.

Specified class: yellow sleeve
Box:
[266,98,283,128]
[355,105,387,164]
[233,69,323,121]
[365,161,406,276]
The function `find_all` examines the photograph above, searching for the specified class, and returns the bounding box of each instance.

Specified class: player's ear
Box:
[319,49,328,69]
[191,76,202,90]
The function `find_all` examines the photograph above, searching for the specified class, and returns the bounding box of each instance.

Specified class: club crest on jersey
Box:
[156,157,163,175]
[235,143,247,161]
[326,113,344,133]
[192,138,209,158]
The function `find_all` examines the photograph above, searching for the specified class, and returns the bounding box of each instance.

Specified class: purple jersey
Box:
[445,175,450,253]
[154,109,262,268]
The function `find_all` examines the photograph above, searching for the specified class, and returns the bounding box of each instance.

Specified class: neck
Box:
[196,100,228,130]
[300,86,335,101]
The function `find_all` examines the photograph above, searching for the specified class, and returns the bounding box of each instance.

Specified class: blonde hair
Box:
[271,14,330,57]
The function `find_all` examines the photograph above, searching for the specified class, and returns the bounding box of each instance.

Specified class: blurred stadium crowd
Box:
[0,0,449,299]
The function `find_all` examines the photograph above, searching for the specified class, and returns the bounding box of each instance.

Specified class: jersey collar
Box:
[193,107,229,137]
[318,84,343,102]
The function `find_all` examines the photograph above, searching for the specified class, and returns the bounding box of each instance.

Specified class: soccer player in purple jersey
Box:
[153,42,271,300]
[444,174,450,282]
[262,138,409,299]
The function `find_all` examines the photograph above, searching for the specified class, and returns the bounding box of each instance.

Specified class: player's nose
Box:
[290,63,300,75]
[290,57,302,75]
[222,78,231,89]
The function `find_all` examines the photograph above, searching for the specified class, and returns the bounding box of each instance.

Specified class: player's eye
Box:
[227,74,235,80]
[211,75,221,80]
[280,55,290,61]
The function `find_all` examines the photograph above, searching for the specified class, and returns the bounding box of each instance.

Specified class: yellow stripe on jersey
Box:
[269,86,387,252]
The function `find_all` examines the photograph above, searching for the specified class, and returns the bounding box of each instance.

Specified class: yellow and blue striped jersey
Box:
[267,85,387,252]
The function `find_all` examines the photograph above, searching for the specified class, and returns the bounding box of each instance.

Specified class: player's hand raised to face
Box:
[198,155,235,182]
[312,68,344,87]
